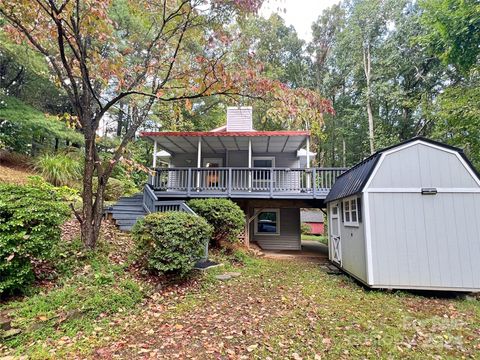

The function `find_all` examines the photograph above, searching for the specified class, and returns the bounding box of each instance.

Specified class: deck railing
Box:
[150,167,347,197]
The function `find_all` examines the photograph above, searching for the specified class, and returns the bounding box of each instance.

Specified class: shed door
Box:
[329,202,342,265]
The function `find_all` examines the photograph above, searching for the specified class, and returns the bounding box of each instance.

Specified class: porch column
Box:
[306,135,311,189]
[196,136,202,189]
[151,139,157,185]
[248,138,252,191]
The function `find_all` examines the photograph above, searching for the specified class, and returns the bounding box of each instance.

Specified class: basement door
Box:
[329,202,342,265]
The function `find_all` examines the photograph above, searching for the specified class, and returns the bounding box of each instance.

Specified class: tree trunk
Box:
[116,102,124,137]
[363,42,375,154]
[80,131,105,249]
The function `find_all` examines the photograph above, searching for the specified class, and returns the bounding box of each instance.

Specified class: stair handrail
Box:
[142,184,157,213]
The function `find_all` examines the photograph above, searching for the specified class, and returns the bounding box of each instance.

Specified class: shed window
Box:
[254,209,280,235]
[343,197,359,227]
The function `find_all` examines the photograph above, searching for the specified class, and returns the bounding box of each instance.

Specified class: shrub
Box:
[187,198,245,247]
[34,152,82,186]
[92,177,139,201]
[132,212,212,276]
[301,223,311,235]
[0,178,72,295]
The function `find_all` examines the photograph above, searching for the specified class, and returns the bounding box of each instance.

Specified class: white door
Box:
[252,157,275,190]
[329,202,342,265]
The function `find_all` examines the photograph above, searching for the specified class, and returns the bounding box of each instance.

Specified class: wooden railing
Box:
[143,185,198,214]
[150,167,347,198]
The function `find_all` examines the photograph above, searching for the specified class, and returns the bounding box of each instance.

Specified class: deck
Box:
[148,167,347,200]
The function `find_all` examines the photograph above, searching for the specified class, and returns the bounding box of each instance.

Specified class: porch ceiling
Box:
[141,131,309,155]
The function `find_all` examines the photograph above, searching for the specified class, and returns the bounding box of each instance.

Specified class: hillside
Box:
[0,163,33,184]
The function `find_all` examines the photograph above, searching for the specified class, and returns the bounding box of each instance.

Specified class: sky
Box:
[260,0,341,42]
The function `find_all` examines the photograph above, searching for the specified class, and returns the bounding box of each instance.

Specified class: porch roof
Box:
[140,130,310,154]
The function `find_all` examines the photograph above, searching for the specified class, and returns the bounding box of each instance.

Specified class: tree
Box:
[419,0,480,74]
[1,0,332,249]
[0,0,267,248]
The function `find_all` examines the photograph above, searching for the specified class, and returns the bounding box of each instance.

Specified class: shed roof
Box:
[325,137,479,203]
[300,210,324,223]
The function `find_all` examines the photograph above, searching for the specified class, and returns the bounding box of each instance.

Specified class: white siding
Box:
[368,192,480,290]
[337,198,368,282]
[364,141,480,291]
[226,107,253,132]
[369,143,479,189]
[252,208,301,250]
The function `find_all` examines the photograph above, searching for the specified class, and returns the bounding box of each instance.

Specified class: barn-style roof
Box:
[325,137,479,203]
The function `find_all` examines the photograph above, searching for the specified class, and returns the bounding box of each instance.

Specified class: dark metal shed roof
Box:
[325,137,480,203]
[325,154,380,202]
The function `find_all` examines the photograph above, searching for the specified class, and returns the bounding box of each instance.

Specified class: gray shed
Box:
[325,137,480,291]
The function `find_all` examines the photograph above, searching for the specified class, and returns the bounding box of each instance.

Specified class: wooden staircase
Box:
[106,188,198,231]
[106,194,146,231]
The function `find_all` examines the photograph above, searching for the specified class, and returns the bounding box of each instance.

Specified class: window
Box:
[343,197,359,227]
[252,157,275,168]
[254,209,280,235]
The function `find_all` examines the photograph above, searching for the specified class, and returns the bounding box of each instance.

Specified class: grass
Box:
[2,240,480,359]
[0,235,148,358]
[302,234,328,245]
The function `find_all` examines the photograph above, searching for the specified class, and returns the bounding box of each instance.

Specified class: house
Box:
[325,137,480,292]
[108,106,347,251]
[300,210,324,235]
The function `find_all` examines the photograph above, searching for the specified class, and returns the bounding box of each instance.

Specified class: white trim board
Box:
[366,188,480,193]
[253,208,280,236]
[363,193,374,285]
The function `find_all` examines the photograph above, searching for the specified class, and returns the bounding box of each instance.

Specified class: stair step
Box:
[109,205,143,212]
[117,198,143,204]
[119,225,133,231]
[111,213,146,220]
[116,219,142,226]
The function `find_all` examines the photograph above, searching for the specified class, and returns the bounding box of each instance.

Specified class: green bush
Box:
[187,198,245,247]
[92,177,138,201]
[0,177,72,295]
[34,152,82,187]
[301,223,311,235]
[132,212,212,276]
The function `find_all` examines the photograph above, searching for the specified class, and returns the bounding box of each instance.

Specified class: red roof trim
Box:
[140,130,310,137]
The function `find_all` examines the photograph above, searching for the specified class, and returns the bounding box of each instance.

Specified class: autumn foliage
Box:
[0,0,332,248]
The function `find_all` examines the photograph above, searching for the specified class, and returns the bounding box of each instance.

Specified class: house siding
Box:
[368,192,480,289]
[170,152,299,168]
[251,207,301,250]
[226,151,299,168]
[366,142,480,290]
[368,143,479,189]
[337,199,368,283]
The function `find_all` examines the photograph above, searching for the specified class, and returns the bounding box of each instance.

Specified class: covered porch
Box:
[140,130,347,199]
